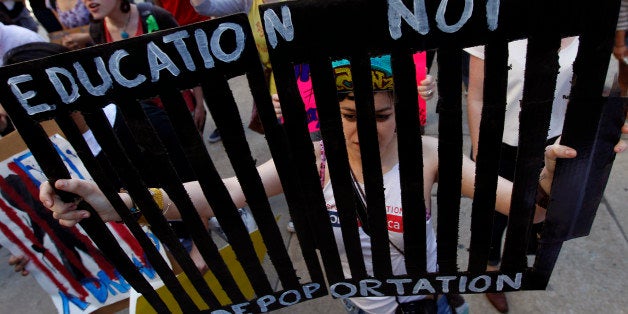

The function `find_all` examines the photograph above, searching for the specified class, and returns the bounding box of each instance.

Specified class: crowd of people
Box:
[1,0,627,314]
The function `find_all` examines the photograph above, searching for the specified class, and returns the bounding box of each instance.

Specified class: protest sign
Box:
[0,127,166,313]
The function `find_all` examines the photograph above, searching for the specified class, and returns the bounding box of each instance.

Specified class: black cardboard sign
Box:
[0,0,623,312]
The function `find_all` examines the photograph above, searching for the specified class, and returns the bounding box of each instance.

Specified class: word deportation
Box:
[6,22,246,116]
[210,273,522,313]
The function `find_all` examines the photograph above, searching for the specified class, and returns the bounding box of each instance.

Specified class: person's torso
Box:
[160,0,209,25]
[322,164,438,313]
[0,24,45,66]
[247,0,268,64]
[54,0,91,28]
[104,16,143,43]
[501,38,579,146]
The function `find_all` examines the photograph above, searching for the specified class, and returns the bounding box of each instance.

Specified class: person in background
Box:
[153,0,209,25]
[0,104,12,136]
[0,19,29,136]
[0,20,45,67]
[85,0,206,133]
[465,37,579,313]
[0,0,39,31]
[190,0,274,143]
[27,0,64,32]
[613,0,628,96]
[151,0,209,134]
[83,0,198,183]
[45,0,92,50]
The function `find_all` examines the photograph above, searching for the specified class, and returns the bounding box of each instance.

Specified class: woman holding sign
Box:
[40,55,586,313]
[85,0,208,134]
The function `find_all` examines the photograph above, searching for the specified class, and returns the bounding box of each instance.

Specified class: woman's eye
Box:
[375,114,392,122]
[342,114,357,122]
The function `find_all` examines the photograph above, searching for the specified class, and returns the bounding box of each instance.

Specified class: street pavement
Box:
[0,58,626,314]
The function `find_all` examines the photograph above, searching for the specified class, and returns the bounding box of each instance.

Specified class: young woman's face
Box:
[339,91,396,158]
[82,0,120,20]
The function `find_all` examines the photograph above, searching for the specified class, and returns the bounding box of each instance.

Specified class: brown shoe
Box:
[486,292,509,313]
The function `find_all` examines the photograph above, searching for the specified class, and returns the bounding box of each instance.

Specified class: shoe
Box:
[207,129,221,143]
[286,220,295,233]
[485,292,509,313]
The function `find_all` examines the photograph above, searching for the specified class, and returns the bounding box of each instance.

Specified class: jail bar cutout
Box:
[0,0,624,313]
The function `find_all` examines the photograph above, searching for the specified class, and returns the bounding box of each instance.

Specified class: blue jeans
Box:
[437,295,469,314]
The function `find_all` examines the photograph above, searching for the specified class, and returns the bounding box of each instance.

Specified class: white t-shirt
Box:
[465,38,579,146]
[323,163,438,314]
[0,23,45,66]
[82,104,118,156]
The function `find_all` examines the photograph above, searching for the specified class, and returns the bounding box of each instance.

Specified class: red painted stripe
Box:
[0,218,71,296]
[0,196,88,298]
[8,163,117,279]
[109,222,147,265]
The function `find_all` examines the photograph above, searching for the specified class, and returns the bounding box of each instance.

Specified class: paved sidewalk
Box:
[1,61,626,313]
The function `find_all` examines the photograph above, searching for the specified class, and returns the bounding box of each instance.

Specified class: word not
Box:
[263,0,501,48]
[7,22,245,115]
[329,273,522,298]
[387,0,500,38]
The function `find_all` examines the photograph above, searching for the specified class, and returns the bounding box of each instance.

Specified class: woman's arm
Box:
[169,158,284,220]
[613,30,627,61]
[460,142,577,223]
[61,32,93,50]
[466,54,485,160]
[192,86,206,132]
[190,0,252,17]
[40,158,284,226]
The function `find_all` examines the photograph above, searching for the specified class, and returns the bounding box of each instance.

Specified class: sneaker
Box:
[286,220,295,233]
[207,129,221,143]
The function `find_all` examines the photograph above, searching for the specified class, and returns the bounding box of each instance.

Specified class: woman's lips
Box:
[86,3,99,13]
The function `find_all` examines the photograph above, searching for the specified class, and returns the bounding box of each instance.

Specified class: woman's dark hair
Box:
[337,90,394,102]
[3,42,70,65]
[120,0,131,13]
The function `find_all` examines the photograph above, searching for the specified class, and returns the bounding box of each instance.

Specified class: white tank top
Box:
[322,163,438,314]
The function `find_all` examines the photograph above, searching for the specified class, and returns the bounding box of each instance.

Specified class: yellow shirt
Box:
[248,0,277,94]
